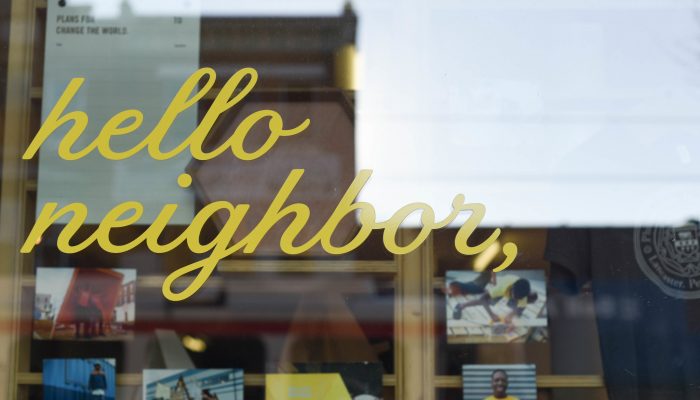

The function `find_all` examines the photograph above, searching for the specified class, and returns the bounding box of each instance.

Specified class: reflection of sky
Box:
[71,0,700,225]
[352,0,700,225]
[217,0,700,225]
[35,268,136,320]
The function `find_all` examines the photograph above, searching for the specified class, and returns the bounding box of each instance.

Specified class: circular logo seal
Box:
[634,224,700,299]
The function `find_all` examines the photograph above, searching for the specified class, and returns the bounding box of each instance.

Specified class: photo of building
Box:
[34,267,137,340]
[143,369,244,400]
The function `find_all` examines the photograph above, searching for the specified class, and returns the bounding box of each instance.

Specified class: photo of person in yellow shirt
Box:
[482,369,519,400]
[446,270,547,343]
[448,271,538,324]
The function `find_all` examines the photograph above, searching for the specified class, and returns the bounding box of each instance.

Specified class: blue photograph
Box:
[43,358,116,400]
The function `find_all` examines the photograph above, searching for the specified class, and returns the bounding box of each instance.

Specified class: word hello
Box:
[20,67,517,301]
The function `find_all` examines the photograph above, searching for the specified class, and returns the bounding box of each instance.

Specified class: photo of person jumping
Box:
[445,269,547,343]
[448,270,538,324]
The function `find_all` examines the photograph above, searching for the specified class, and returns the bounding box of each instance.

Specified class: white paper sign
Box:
[40,0,200,224]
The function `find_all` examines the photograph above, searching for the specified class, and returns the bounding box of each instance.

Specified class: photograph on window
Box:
[446,270,547,343]
[294,362,383,399]
[462,364,536,400]
[143,369,244,400]
[33,267,136,340]
[43,358,116,400]
[266,373,352,400]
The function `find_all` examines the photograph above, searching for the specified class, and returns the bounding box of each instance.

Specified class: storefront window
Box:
[1,1,698,399]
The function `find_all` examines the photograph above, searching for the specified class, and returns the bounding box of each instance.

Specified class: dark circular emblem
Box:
[634,224,700,299]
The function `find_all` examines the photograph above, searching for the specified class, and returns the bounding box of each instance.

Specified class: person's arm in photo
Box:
[481,297,502,322]
[503,308,524,324]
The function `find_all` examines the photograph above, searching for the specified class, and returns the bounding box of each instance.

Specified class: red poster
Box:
[52,268,124,339]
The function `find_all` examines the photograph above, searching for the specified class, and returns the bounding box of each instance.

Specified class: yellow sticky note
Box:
[265,373,351,400]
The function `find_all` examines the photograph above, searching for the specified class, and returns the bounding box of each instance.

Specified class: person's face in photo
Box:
[491,370,508,397]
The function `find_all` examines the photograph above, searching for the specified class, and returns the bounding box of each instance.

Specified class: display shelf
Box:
[16,372,601,388]
[16,372,398,387]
